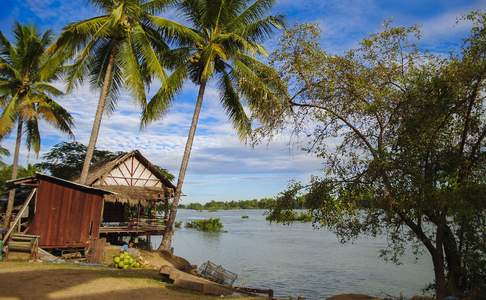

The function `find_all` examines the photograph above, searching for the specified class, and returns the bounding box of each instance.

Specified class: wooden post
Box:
[3,189,36,244]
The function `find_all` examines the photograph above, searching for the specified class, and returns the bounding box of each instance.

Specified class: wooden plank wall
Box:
[27,179,104,248]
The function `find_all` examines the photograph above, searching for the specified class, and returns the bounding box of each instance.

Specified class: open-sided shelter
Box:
[77,150,176,246]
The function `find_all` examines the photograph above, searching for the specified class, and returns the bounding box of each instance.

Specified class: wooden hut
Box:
[77,150,176,246]
[5,174,112,249]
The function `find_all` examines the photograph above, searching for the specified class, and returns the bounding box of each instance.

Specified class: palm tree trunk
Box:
[159,80,207,252]
[3,120,23,227]
[79,49,116,185]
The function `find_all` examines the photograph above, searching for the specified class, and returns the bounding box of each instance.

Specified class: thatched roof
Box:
[75,150,176,206]
[102,186,170,206]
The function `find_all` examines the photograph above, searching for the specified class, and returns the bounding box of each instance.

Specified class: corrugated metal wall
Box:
[27,179,104,248]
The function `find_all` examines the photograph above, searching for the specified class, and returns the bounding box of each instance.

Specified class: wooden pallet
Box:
[6,233,39,260]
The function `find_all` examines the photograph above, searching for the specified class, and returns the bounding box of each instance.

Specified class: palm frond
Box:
[49,16,110,55]
[219,70,251,138]
[132,24,168,81]
[89,0,114,11]
[178,0,205,29]
[0,31,15,62]
[231,56,286,126]
[119,36,147,106]
[141,0,176,15]
[36,95,75,138]
[149,15,203,46]
[0,93,19,137]
[25,117,41,154]
[32,82,64,97]
[237,15,284,42]
[229,0,275,28]
[142,63,188,126]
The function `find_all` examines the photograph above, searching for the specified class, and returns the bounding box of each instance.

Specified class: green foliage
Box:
[185,218,224,232]
[0,164,38,195]
[50,0,185,113]
[266,210,312,223]
[179,198,278,210]
[0,23,74,154]
[154,166,175,183]
[265,15,486,298]
[35,141,175,181]
[35,141,122,179]
[142,0,288,140]
[0,146,9,167]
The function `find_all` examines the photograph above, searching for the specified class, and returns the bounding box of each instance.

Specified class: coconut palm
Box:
[142,0,286,251]
[0,23,74,227]
[50,0,195,184]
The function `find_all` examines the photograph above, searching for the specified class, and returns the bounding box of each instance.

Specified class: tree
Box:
[266,17,486,299]
[0,23,74,227]
[0,164,38,197]
[50,0,191,185]
[142,0,287,251]
[155,165,175,183]
[0,146,9,167]
[36,141,121,179]
[36,141,176,182]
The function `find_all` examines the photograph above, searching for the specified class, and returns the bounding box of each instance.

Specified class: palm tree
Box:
[142,0,286,251]
[50,0,194,184]
[0,23,74,227]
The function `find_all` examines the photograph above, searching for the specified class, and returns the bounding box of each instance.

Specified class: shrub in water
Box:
[185,218,224,232]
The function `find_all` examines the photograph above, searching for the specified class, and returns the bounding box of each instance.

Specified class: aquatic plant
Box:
[185,218,224,232]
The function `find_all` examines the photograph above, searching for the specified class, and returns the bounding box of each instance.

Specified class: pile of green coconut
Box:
[112,252,142,269]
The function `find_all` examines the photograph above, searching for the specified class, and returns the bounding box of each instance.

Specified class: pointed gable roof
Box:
[83,150,176,190]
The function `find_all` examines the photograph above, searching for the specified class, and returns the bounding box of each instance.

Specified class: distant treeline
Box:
[178,197,307,210]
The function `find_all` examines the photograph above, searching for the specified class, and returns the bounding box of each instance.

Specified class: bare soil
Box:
[0,261,257,300]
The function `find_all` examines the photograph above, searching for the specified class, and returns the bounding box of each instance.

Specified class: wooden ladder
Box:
[2,189,38,260]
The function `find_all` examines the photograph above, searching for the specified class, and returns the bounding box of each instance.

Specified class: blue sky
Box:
[1,0,485,202]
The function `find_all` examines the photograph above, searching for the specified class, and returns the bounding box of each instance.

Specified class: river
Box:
[152,209,433,299]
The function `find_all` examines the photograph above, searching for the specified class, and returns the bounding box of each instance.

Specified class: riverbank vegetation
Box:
[179,197,307,210]
[266,211,312,223]
[185,218,224,232]
[0,1,484,298]
[263,14,486,299]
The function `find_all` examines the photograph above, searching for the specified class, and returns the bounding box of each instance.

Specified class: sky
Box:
[0,0,485,203]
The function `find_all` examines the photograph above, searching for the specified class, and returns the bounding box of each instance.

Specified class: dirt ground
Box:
[0,261,258,300]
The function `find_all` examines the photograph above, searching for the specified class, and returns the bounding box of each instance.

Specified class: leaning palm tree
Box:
[50,0,194,184]
[142,0,286,251]
[0,23,74,227]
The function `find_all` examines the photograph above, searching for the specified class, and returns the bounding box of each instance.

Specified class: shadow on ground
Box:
[0,262,242,300]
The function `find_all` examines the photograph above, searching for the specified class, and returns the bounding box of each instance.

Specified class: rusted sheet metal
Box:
[27,179,104,248]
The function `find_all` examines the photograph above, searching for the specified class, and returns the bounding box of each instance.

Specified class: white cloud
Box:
[1,79,322,202]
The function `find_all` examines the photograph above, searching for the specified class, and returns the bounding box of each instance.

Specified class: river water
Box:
[152,209,433,299]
